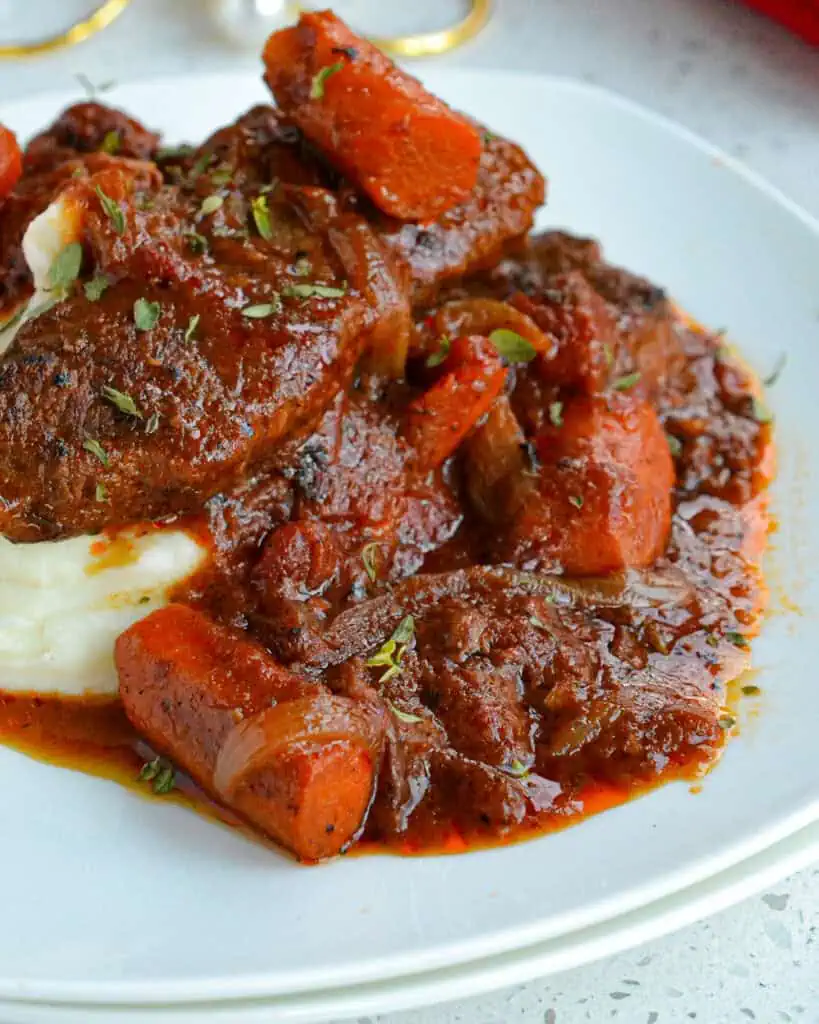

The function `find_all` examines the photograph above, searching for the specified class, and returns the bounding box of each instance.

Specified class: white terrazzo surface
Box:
[0,2,817,1020]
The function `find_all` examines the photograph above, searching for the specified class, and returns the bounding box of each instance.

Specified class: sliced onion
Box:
[213,693,385,800]
[419,299,555,358]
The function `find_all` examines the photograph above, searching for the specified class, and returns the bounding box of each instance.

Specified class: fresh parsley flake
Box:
[95,482,108,503]
[388,702,424,724]
[186,231,208,254]
[145,411,161,435]
[294,255,311,277]
[763,353,786,388]
[718,713,737,731]
[133,298,161,331]
[94,184,125,234]
[84,273,110,302]
[210,166,233,187]
[362,542,379,582]
[613,371,642,392]
[199,194,223,217]
[83,437,109,467]
[529,615,548,630]
[184,314,200,342]
[568,494,584,509]
[283,283,346,300]
[138,756,176,794]
[310,62,344,100]
[99,130,120,154]
[102,386,142,419]
[47,242,83,292]
[507,759,530,778]
[725,631,749,648]
[366,615,415,683]
[742,684,761,697]
[425,335,451,368]
[242,300,281,319]
[251,194,273,241]
[666,433,683,457]
[548,401,563,428]
[489,328,537,363]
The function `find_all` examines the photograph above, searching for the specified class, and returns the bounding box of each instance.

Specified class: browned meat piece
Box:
[24,102,160,174]
[0,166,397,541]
[375,134,545,305]
[460,230,685,398]
[117,604,386,861]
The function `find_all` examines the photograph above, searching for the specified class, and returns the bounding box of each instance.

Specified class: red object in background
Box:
[740,0,819,45]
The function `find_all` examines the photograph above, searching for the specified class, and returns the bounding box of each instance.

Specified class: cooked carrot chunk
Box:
[263,11,482,221]
[405,335,508,473]
[116,604,384,861]
[499,394,674,574]
[0,125,22,201]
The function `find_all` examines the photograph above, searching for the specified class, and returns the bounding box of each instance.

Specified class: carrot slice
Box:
[116,604,384,861]
[0,125,22,201]
[263,11,482,221]
[405,335,508,473]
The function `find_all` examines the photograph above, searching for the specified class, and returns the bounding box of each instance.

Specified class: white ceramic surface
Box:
[2,811,819,1023]
[0,69,814,1007]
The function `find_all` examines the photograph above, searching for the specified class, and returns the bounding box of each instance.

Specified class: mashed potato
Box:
[0,195,210,698]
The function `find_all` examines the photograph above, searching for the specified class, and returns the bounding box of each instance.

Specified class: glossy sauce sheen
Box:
[0,34,773,860]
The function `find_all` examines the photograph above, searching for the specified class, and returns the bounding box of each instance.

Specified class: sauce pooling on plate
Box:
[0,10,773,862]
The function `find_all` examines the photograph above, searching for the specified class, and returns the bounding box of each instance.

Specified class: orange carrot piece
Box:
[0,125,22,200]
[116,605,383,861]
[263,11,482,221]
[405,335,508,473]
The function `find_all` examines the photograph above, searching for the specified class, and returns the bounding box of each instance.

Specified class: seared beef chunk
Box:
[0,166,397,541]
[24,102,160,173]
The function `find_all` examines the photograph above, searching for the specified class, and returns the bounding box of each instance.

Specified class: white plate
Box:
[0,69,816,1007]
[2,806,818,1023]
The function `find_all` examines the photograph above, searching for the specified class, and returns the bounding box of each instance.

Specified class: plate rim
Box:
[0,66,817,1007]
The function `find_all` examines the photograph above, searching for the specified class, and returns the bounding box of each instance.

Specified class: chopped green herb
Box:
[153,763,176,795]
[99,130,120,154]
[750,396,773,425]
[568,494,584,509]
[155,143,194,162]
[251,194,273,241]
[366,615,415,683]
[361,542,379,582]
[184,314,200,342]
[133,298,161,332]
[725,631,749,648]
[388,702,423,724]
[666,433,683,457]
[94,184,125,234]
[763,353,786,388]
[185,231,208,254]
[283,283,346,300]
[603,344,615,368]
[190,152,214,178]
[95,482,108,503]
[242,300,281,319]
[310,62,344,100]
[489,328,536,363]
[47,242,83,292]
[425,335,451,368]
[294,255,311,277]
[102,386,142,419]
[138,756,176,794]
[705,633,720,648]
[613,371,642,392]
[199,194,223,217]
[548,401,563,428]
[718,713,737,731]
[742,684,761,697]
[83,437,109,467]
[210,166,233,187]
[76,73,115,98]
[507,759,530,778]
[145,411,161,435]
[84,273,110,302]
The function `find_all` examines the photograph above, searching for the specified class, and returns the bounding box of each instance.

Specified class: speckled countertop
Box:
[1,2,817,1021]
